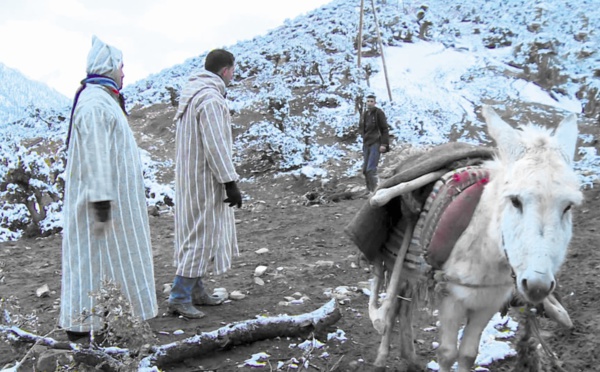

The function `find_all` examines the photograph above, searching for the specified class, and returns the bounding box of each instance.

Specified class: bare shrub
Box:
[84,279,155,354]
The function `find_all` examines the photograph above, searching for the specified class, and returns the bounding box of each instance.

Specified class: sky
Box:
[0,0,331,98]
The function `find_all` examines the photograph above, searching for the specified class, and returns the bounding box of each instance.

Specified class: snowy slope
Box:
[0,62,69,125]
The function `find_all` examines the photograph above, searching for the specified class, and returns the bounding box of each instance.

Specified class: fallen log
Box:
[1,300,341,371]
[139,299,341,369]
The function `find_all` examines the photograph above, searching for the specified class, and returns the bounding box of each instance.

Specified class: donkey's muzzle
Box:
[521,276,556,304]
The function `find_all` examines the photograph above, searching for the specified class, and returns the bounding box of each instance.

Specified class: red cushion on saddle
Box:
[426,176,487,269]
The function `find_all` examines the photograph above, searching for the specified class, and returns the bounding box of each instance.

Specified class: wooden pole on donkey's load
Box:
[370,0,393,102]
[357,0,364,67]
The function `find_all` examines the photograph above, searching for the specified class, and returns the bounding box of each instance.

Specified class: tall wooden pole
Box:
[371,0,393,102]
[357,0,365,67]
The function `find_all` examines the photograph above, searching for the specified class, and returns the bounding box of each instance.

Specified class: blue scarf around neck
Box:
[65,74,127,151]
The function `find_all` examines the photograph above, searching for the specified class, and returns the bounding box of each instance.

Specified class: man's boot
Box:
[371,174,379,192]
[366,171,378,193]
[365,173,373,193]
[169,275,207,318]
[192,278,224,306]
[168,302,206,319]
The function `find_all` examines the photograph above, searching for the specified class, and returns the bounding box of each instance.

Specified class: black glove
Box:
[93,201,111,222]
[224,181,242,208]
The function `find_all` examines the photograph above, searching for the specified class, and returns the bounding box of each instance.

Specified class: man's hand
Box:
[224,181,242,208]
[93,201,111,222]
[379,145,388,153]
[92,201,111,235]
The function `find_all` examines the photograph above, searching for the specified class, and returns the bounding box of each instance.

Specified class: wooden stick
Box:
[370,169,446,207]
[370,0,392,101]
[371,217,415,334]
[357,0,364,67]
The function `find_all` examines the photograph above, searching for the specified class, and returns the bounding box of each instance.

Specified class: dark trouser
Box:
[362,142,381,192]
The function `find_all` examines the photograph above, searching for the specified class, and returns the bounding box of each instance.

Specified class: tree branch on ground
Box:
[0,299,341,371]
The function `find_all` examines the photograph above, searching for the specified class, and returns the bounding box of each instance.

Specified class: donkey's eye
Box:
[563,204,572,215]
[510,196,522,212]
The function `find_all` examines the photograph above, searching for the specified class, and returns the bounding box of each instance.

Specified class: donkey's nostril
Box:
[522,277,553,303]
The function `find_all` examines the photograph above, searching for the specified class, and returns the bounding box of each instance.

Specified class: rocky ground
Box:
[1,102,599,371]
[1,170,599,371]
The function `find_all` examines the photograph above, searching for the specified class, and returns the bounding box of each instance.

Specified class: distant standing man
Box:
[60,36,158,339]
[168,49,242,318]
[359,94,390,193]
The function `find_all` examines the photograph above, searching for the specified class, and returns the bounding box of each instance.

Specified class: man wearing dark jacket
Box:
[359,94,390,193]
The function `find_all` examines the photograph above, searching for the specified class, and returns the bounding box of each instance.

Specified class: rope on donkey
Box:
[514,307,568,372]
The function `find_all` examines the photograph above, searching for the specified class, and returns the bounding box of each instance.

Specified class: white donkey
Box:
[366,106,582,371]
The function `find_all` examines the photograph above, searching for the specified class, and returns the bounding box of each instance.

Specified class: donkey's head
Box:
[482,106,583,304]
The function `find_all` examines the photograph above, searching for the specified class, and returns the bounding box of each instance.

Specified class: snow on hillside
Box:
[2,0,600,237]
[123,0,600,183]
[0,62,69,125]
[2,0,600,231]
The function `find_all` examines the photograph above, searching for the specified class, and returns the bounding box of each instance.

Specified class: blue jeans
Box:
[169,275,199,305]
[362,143,381,191]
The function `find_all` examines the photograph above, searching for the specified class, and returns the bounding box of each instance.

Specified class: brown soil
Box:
[1,104,599,371]
[1,172,599,371]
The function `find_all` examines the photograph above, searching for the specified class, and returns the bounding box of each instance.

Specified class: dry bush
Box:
[84,279,156,354]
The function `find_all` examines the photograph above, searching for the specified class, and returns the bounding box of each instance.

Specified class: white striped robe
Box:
[60,85,158,332]
[174,70,239,278]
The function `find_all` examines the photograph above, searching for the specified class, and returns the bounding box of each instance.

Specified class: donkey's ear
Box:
[553,114,578,163]
[482,106,521,160]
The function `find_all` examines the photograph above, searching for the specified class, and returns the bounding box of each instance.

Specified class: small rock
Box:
[252,203,267,213]
[254,277,265,286]
[36,284,50,298]
[230,290,246,300]
[173,330,184,335]
[254,265,268,277]
[162,283,172,294]
[255,248,269,254]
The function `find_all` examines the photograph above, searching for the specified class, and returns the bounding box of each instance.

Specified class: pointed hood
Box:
[86,35,123,83]
[174,70,226,121]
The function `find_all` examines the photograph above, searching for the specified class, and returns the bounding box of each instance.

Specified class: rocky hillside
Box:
[1,0,600,240]
[0,63,69,126]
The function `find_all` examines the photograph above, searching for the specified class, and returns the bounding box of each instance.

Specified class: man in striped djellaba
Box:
[168,49,243,318]
[60,36,158,340]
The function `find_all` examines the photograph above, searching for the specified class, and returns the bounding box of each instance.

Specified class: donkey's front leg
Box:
[437,296,465,372]
[455,306,498,372]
